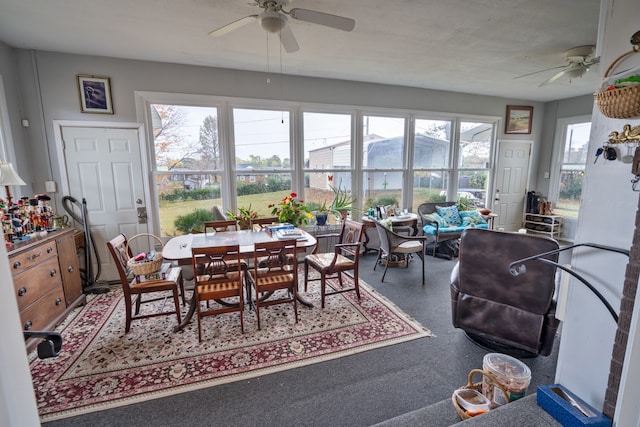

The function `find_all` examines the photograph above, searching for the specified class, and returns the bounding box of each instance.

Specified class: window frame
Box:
[136,91,500,236]
[549,114,591,221]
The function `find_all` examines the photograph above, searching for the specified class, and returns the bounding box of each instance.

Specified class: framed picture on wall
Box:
[77,75,113,114]
[505,105,533,134]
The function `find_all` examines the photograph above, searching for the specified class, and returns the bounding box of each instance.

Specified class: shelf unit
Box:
[523,213,563,239]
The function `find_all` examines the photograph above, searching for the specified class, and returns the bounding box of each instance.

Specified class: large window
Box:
[150,104,221,236]
[233,108,292,217]
[413,119,451,205]
[553,119,591,218]
[303,111,352,219]
[456,121,492,208]
[362,115,406,210]
[144,95,499,236]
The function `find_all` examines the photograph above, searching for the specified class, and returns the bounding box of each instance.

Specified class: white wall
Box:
[13,49,550,214]
[555,0,640,420]
[0,237,40,427]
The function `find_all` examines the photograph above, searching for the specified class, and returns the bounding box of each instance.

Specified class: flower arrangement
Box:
[269,193,314,227]
[226,204,258,229]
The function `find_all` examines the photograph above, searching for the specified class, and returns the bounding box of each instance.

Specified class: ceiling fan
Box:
[209,0,356,53]
[515,45,600,87]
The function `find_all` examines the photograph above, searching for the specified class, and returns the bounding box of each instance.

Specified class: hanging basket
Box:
[452,369,509,421]
[126,233,164,275]
[594,47,640,119]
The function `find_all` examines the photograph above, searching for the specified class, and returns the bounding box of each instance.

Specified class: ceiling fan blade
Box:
[279,25,299,53]
[289,8,355,31]
[539,65,584,87]
[514,64,568,80]
[209,15,258,37]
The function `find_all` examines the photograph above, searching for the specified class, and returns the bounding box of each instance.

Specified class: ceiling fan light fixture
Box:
[567,68,587,79]
[260,10,286,33]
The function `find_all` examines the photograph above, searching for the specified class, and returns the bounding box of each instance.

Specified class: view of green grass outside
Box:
[159,190,292,236]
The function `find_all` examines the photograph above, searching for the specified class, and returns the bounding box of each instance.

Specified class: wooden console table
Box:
[9,228,86,352]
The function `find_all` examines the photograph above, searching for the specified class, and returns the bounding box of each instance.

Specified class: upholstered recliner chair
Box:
[450,228,560,357]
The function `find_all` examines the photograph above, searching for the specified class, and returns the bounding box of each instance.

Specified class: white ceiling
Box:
[0,0,603,102]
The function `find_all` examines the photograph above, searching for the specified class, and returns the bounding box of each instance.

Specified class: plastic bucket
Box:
[482,353,531,406]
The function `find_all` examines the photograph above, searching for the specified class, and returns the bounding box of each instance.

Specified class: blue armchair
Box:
[417,202,489,256]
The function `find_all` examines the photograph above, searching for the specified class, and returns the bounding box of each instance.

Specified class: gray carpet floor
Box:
[42,252,560,427]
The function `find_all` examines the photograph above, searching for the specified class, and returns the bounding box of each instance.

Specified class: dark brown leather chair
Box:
[450,228,560,357]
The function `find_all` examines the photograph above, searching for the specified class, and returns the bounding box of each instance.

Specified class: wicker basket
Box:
[126,233,164,275]
[594,48,640,119]
[452,368,509,421]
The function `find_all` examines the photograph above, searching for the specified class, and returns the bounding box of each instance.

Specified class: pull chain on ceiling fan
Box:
[209,0,356,53]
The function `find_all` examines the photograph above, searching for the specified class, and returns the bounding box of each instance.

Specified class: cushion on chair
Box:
[423,223,489,235]
[396,240,424,253]
[436,205,462,226]
[459,210,487,227]
[423,224,464,235]
[423,212,448,227]
[306,253,355,269]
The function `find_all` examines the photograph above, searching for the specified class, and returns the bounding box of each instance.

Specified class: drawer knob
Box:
[13,261,21,269]
[50,269,57,277]
[27,252,41,261]
[68,265,74,273]
[24,320,32,330]
[18,287,27,297]
[47,246,53,253]
[55,297,62,306]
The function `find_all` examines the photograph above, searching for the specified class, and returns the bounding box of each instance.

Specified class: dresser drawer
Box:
[13,256,63,310]
[11,241,58,275]
[20,286,66,331]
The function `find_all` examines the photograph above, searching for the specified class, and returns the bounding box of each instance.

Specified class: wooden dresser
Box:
[9,228,86,352]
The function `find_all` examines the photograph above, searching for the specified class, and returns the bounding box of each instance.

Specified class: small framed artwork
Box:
[77,75,113,114]
[505,105,533,134]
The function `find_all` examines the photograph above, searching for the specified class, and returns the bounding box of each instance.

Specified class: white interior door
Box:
[494,141,531,231]
[62,126,149,282]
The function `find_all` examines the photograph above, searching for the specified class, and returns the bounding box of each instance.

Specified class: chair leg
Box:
[292,286,299,323]
[304,261,309,292]
[196,297,203,342]
[420,252,425,285]
[381,259,390,282]
[321,271,326,308]
[373,250,382,271]
[172,288,182,324]
[124,295,133,333]
[178,275,186,306]
[134,295,142,315]
[254,285,261,330]
[353,268,361,300]
[239,292,244,334]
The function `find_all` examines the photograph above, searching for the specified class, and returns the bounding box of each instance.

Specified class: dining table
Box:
[162,227,317,332]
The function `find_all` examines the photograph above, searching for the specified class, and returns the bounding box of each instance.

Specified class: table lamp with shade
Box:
[0,161,26,206]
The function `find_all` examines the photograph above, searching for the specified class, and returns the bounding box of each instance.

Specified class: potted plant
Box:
[226,204,258,230]
[315,200,329,226]
[269,193,314,227]
[329,179,357,220]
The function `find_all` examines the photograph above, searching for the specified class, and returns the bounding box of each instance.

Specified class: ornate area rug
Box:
[30,270,432,422]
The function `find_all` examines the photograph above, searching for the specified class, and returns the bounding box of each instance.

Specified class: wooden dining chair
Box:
[107,234,183,333]
[247,239,299,330]
[191,244,245,341]
[304,219,364,308]
[249,216,280,230]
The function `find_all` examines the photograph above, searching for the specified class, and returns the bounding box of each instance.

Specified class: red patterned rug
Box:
[29,271,432,422]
